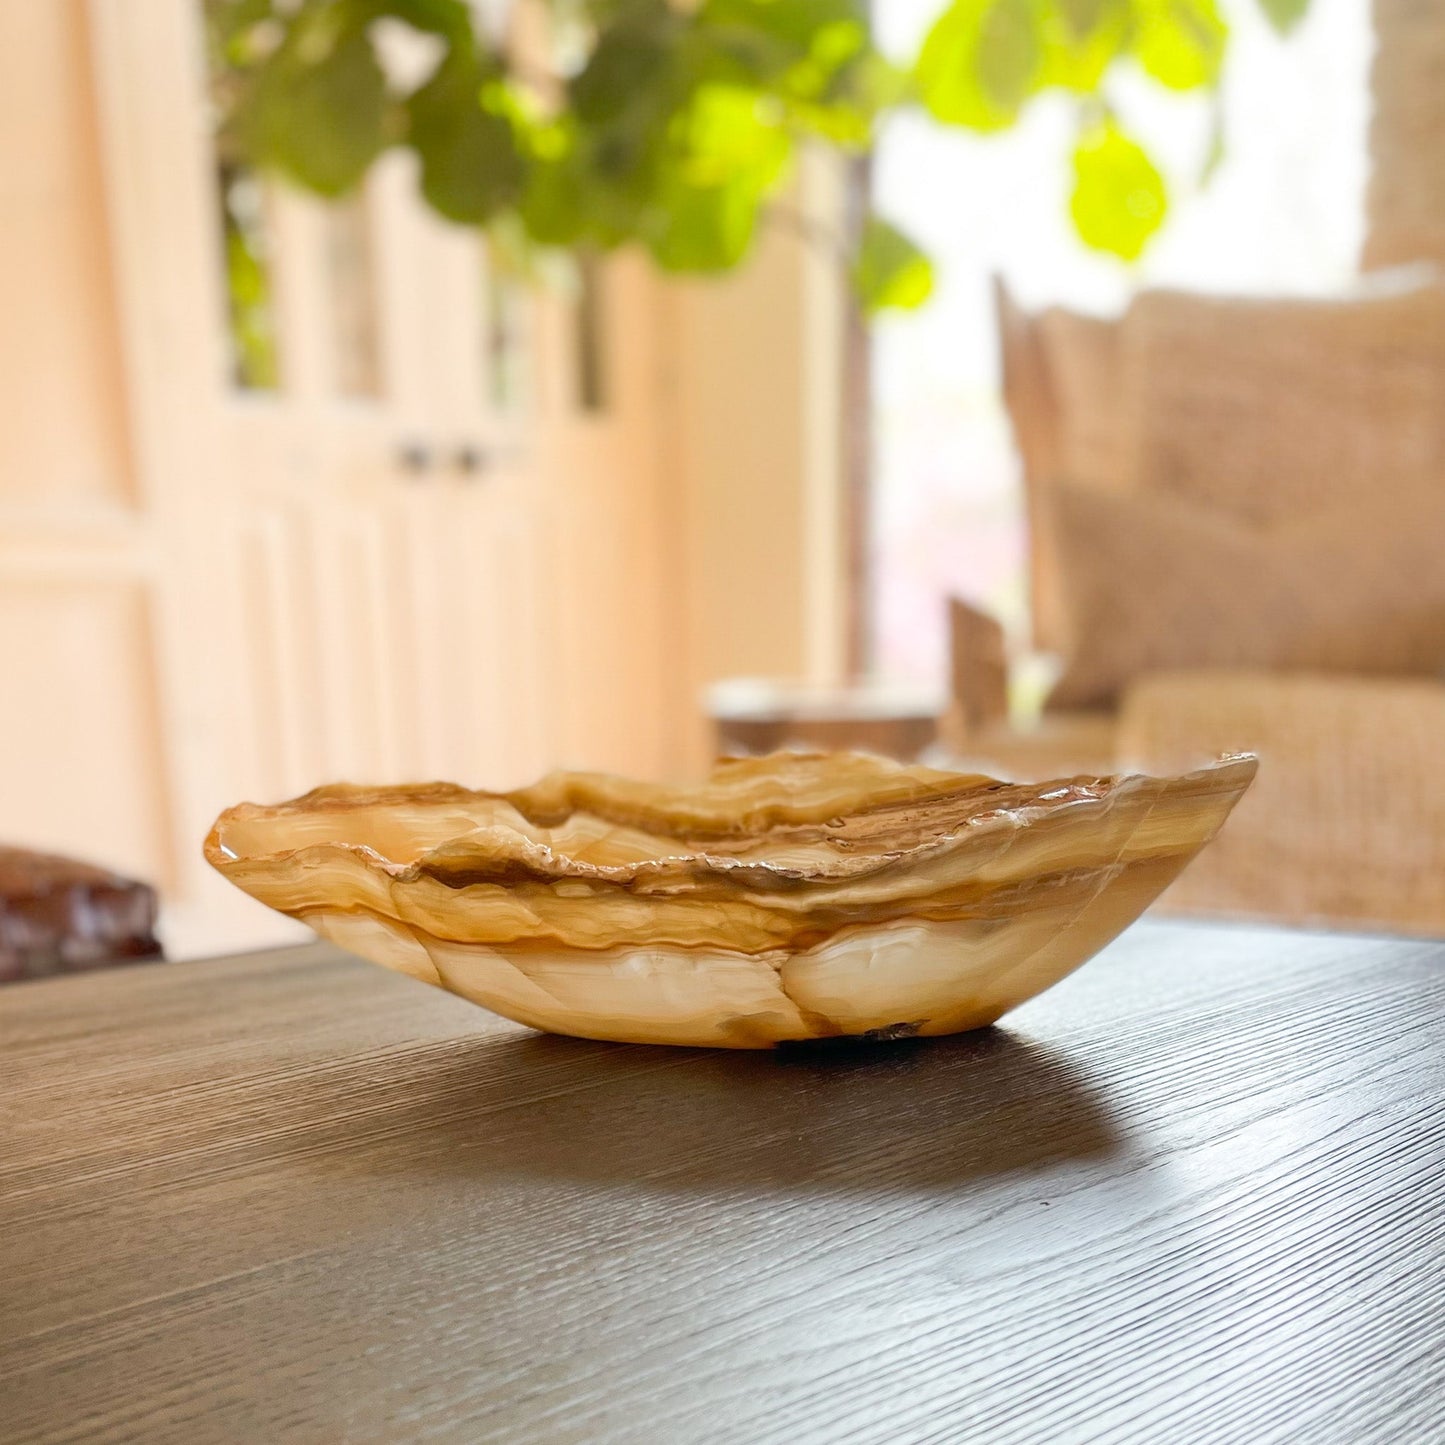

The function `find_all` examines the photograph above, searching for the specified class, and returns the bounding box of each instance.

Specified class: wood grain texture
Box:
[3,921,1444,1443]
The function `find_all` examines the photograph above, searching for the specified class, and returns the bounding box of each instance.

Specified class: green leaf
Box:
[585,0,672,20]
[376,0,473,39]
[521,164,594,247]
[778,23,870,100]
[647,178,761,270]
[1069,120,1168,260]
[644,83,790,271]
[673,84,790,186]
[784,94,873,147]
[519,117,647,249]
[1057,0,1108,39]
[853,215,935,313]
[518,123,590,246]
[571,9,679,125]
[206,0,276,65]
[778,38,897,147]
[916,0,1043,133]
[1133,0,1227,91]
[700,0,866,49]
[977,0,1043,109]
[406,52,524,222]
[1255,0,1310,35]
[1040,0,1130,90]
[241,22,388,196]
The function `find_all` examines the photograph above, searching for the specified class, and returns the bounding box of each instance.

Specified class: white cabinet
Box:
[0,0,682,955]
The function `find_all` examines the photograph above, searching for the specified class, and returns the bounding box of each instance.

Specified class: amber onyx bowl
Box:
[205,751,1257,1048]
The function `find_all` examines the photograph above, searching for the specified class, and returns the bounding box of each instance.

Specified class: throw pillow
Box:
[1048,483,1445,711]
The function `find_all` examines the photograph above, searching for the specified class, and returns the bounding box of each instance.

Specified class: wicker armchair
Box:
[942,278,1445,938]
[1118,672,1445,936]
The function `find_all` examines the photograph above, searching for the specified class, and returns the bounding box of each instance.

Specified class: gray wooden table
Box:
[4,920,1444,1443]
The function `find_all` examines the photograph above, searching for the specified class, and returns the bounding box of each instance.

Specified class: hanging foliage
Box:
[206,0,1312,311]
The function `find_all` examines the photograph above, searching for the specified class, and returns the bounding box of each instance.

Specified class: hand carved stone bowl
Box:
[205,751,1257,1048]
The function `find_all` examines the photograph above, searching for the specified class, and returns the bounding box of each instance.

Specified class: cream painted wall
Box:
[0,0,135,514]
[0,0,177,893]
[660,158,850,772]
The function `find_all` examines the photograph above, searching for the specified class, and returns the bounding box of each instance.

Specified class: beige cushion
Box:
[1048,484,1445,711]
[995,279,1128,653]
[1036,306,1128,494]
[1118,283,1445,525]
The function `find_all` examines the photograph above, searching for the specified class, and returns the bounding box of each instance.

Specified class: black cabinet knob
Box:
[397,440,433,475]
[454,444,491,478]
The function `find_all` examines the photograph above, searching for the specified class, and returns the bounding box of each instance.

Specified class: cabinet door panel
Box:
[68,0,682,956]
[0,578,174,886]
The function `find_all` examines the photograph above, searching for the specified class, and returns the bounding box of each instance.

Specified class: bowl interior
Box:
[216,798,690,868]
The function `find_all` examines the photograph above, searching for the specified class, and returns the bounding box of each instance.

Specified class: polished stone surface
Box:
[207,751,1257,1046]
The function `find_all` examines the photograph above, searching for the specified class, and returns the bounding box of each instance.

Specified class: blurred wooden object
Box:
[941,597,1116,778]
[946,596,1008,736]
[708,680,942,761]
[1366,0,1445,270]
[942,277,1445,937]
[0,845,161,983]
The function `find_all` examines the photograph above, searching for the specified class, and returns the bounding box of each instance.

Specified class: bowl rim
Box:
[204,751,1260,892]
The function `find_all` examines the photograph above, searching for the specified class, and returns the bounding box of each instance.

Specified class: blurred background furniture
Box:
[1117,673,1445,937]
[0,846,162,984]
[942,272,1445,938]
[708,679,944,761]
[1367,0,1445,271]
